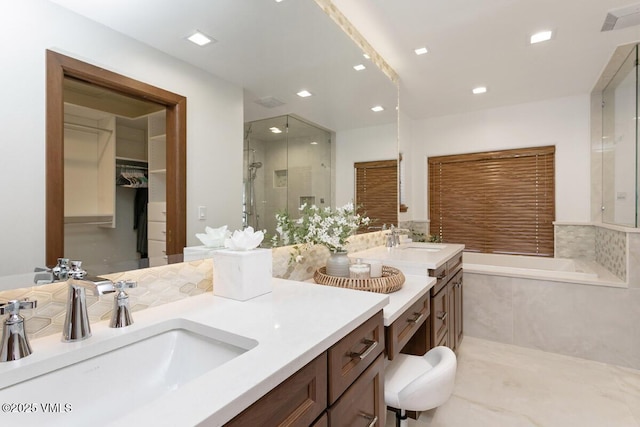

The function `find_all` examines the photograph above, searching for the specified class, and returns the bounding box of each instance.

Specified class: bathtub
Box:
[462,252,624,287]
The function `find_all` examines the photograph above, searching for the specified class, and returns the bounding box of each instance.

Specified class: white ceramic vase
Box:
[326,250,350,277]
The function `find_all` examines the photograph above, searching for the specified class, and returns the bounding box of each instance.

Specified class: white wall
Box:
[335,123,398,207]
[0,0,243,275]
[406,95,591,224]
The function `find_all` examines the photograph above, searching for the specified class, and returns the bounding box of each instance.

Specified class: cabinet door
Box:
[431,285,450,347]
[226,353,327,426]
[453,270,463,348]
[328,354,385,427]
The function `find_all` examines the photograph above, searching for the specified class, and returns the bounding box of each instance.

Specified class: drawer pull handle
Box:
[436,274,446,280]
[437,311,448,321]
[359,412,378,427]
[407,312,424,324]
[348,338,377,360]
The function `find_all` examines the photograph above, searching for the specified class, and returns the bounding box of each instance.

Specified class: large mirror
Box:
[0,0,398,287]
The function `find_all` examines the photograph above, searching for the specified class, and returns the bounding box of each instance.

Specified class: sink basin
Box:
[0,319,257,426]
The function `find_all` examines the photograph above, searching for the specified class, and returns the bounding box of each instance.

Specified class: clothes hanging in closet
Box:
[134,188,148,258]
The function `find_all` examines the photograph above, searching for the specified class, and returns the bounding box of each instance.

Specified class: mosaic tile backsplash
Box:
[595,226,627,281]
[0,231,388,340]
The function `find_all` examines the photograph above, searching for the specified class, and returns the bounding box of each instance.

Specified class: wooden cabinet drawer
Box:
[328,311,384,405]
[328,354,385,427]
[429,251,462,296]
[431,286,450,346]
[147,221,166,241]
[385,293,430,360]
[227,353,327,426]
[446,252,463,276]
[429,263,448,295]
[147,202,166,222]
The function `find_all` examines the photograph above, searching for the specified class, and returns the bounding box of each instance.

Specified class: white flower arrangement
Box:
[272,202,371,260]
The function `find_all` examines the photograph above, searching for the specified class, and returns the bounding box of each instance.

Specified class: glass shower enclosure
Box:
[600,44,640,227]
[243,115,332,241]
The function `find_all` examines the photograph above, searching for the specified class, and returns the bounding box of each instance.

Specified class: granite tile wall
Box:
[464,271,640,369]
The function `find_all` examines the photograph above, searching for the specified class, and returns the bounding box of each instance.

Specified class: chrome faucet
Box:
[386,225,401,248]
[0,299,38,362]
[109,280,137,328]
[63,277,113,342]
[61,260,116,342]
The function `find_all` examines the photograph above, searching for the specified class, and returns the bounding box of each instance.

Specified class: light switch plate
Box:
[198,206,207,220]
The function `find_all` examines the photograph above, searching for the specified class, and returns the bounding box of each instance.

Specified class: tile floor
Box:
[386,336,640,427]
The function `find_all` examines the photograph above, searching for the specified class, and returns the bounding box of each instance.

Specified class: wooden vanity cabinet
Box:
[226,353,327,426]
[448,269,463,351]
[328,353,384,427]
[226,311,385,427]
[428,251,463,352]
[385,292,430,360]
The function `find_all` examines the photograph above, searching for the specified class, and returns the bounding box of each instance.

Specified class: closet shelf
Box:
[64,215,114,225]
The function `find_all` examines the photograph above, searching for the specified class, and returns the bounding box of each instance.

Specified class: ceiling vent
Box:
[602,3,640,31]
[254,96,285,108]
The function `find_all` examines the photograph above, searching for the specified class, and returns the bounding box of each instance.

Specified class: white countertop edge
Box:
[383,275,436,326]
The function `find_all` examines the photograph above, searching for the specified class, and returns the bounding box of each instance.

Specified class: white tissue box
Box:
[212,248,273,301]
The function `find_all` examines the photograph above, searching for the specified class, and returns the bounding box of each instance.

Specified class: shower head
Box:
[249,162,263,169]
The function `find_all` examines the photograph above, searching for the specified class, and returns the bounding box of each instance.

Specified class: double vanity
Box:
[0,242,463,426]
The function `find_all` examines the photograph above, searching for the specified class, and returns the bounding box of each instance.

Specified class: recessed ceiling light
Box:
[472,87,487,94]
[363,53,371,60]
[371,105,384,112]
[414,47,428,55]
[530,30,553,44]
[270,127,282,134]
[297,90,312,98]
[353,64,366,71]
[275,0,284,2]
[310,141,318,145]
[187,31,214,46]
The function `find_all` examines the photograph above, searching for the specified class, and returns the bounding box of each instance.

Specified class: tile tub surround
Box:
[595,226,627,281]
[464,271,640,370]
[388,336,640,427]
[554,223,595,260]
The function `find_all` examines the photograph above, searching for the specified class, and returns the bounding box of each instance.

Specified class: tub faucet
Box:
[0,299,38,362]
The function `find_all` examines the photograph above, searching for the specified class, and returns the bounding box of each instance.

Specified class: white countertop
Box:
[0,278,388,426]
[382,274,436,326]
[350,242,465,276]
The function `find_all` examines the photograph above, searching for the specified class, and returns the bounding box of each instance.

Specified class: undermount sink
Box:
[0,319,257,426]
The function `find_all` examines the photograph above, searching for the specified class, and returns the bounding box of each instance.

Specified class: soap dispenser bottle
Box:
[0,299,38,362]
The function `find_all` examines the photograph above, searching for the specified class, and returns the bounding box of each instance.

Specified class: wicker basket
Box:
[313,265,405,294]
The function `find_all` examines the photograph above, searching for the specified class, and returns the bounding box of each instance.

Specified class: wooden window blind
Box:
[429,146,555,256]
[354,159,398,228]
